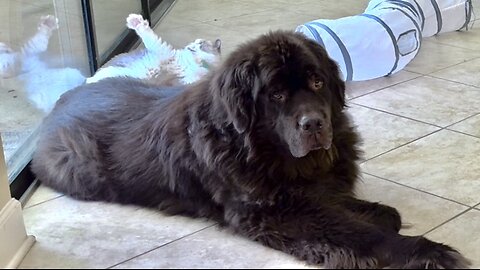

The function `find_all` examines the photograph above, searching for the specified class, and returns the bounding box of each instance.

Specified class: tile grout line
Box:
[427,74,480,90]
[420,38,480,51]
[347,73,423,100]
[350,102,480,163]
[446,129,480,140]
[359,128,443,163]
[23,194,65,210]
[422,206,476,236]
[106,223,218,269]
[349,102,445,128]
[352,97,480,149]
[358,112,480,204]
[444,112,480,129]
[363,172,473,208]
[409,54,480,76]
[353,100,479,163]
[427,37,480,52]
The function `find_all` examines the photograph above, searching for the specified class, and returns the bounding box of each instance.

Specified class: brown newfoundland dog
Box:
[32,31,469,269]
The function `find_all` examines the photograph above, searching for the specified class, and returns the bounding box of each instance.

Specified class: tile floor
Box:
[17,0,480,268]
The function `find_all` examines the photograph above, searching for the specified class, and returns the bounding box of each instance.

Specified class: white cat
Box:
[0,15,86,113]
[86,14,222,85]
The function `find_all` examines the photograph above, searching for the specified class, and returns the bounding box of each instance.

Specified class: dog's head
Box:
[212,31,345,158]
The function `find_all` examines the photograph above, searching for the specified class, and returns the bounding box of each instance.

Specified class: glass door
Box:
[0,0,175,200]
[0,0,89,191]
[83,0,175,73]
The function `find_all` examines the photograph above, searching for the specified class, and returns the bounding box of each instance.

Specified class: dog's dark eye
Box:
[271,93,286,102]
[313,80,323,90]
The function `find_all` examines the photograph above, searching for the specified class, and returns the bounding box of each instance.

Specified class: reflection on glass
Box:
[93,0,142,58]
[1,1,168,186]
[0,1,89,182]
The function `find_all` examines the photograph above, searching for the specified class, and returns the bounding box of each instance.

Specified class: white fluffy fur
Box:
[0,15,86,113]
[0,14,220,114]
[86,14,221,85]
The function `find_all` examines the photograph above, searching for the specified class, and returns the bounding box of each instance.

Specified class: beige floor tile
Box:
[475,1,480,21]
[18,0,83,17]
[356,174,469,236]
[164,0,275,23]
[241,0,315,7]
[156,2,200,30]
[346,71,421,99]
[448,114,480,137]
[430,57,480,88]
[11,0,480,268]
[112,174,471,268]
[112,226,313,269]
[346,104,439,160]
[362,129,480,206]
[20,196,213,269]
[404,40,480,74]
[286,0,369,19]
[428,24,480,51]
[206,8,318,35]
[154,22,257,58]
[352,76,480,127]
[0,82,43,131]
[425,209,480,268]
[23,184,63,209]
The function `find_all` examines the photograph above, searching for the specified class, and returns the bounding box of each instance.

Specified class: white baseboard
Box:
[0,199,36,269]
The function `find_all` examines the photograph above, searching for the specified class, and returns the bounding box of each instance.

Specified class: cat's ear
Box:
[214,39,221,54]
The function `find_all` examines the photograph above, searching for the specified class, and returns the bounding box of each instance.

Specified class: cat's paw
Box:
[126,14,149,30]
[39,15,59,31]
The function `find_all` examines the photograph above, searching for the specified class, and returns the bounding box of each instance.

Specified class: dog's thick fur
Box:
[32,31,469,269]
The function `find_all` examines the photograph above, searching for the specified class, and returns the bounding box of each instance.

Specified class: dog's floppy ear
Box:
[213,59,259,133]
[327,57,346,112]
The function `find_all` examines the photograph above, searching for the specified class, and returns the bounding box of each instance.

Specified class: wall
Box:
[0,136,11,210]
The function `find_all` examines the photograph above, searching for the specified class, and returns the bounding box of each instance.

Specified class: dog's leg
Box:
[335,197,402,233]
[224,203,470,269]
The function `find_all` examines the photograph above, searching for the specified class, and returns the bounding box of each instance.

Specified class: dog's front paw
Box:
[126,14,148,30]
[39,15,59,31]
[371,203,402,233]
[393,237,471,269]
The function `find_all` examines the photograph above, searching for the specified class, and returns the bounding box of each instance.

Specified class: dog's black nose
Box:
[299,115,323,133]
